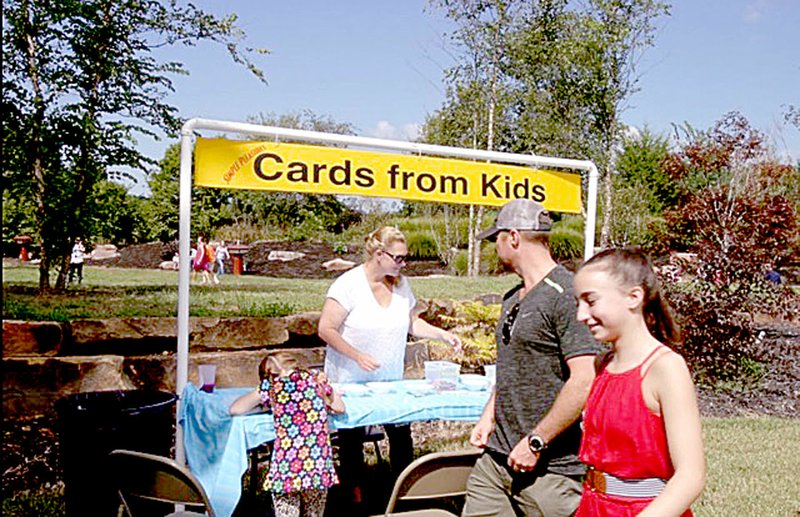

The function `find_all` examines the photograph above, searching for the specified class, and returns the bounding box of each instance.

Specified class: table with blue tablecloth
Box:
[180,380,491,517]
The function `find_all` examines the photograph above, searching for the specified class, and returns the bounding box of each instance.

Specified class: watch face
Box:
[528,434,545,452]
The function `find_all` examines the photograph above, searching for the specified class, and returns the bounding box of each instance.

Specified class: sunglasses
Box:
[501,302,520,346]
[382,250,408,265]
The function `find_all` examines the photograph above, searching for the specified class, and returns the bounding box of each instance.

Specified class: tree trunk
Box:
[599,152,614,248]
[599,168,612,248]
[467,205,476,276]
[56,254,70,289]
[32,158,50,291]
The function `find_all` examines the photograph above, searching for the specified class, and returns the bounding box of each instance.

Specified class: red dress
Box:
[576,347,692,517]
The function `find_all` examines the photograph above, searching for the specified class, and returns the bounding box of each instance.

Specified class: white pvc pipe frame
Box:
[174,117,599,463]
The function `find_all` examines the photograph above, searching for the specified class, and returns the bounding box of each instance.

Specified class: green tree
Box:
[2,0,266,291]
[604,128,673,247]
[423,0,670,250]
[238,111,361,237]
[143,143,237,242]
[509,0,670,246]
[615,128,674,212]
[84,180,149,245]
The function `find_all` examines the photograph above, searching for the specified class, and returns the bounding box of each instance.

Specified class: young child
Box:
[230,353,345,517]
[573,248,705,517]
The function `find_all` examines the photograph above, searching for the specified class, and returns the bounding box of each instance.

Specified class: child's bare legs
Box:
[272,490,327,517]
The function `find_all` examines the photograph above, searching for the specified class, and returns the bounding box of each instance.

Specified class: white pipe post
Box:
[584,164,600,261]
[175,123,196,465]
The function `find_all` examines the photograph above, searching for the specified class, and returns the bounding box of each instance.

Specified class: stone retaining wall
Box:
[1,301,462,418]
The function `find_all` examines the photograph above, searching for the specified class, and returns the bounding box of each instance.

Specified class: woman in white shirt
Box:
[318,226,461,511]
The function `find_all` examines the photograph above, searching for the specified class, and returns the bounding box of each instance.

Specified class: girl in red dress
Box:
[573,248,705,516]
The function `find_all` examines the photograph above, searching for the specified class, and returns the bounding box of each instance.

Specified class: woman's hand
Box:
[356,352,380,372]
[439,329,463,352]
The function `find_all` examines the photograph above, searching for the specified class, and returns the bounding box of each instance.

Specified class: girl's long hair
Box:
[582,247,681,346]
[258,352,299,380]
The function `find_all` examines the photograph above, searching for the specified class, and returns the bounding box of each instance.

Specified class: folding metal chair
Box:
[108,449,215,517]
[378,449,482,517]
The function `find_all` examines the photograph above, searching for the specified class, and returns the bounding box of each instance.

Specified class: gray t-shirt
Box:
[488,265,599,477]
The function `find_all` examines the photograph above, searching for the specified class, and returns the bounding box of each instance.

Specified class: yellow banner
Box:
[194,139,583,213]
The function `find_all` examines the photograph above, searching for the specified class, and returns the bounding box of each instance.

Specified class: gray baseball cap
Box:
[477,199,552,241]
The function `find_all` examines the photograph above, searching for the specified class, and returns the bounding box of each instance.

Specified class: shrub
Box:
[437,300,500,368]
[549,216,584,262]
[450,249,469,276]
[479,243,503,275]
[405,232,440,261]
[662,264,799,387]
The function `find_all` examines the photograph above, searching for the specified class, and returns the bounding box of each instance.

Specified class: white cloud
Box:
[744,0,769,22]
[401,123,421,141]
[369,120,398,139]
[367,121,422,142]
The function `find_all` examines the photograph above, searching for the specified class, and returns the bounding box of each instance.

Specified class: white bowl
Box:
[333,383,370,396]
[460,374,490,391]
[401,380,435,395]
[366,381,396,393]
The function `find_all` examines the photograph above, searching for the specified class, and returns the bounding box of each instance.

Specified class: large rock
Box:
[2,320,65,356]
[159,260,179,270]
[322,258,356,272]
[91,244,120,260]
[268,250,306,262]
[285,312,321,336]
[1,347,328,418]
[191,317,289,351]
[3,355,134,417]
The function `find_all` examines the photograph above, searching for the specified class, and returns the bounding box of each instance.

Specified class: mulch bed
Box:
[90,241,449,278]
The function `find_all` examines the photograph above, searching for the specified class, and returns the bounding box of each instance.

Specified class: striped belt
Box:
[585,468,666,498]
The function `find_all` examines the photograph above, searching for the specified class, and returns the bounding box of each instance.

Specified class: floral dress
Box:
[260,369,338,494]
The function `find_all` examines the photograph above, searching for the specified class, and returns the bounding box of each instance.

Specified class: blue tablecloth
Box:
[180,381,490,517]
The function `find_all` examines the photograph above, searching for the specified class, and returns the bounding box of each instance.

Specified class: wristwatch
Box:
[527,433,547,454]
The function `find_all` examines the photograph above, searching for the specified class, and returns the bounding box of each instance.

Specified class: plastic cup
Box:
[483,364,496,386]
[424,361,460,391]
[198,364,217,393]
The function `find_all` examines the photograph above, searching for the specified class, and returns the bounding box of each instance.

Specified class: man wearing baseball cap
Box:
[463,199,600,516]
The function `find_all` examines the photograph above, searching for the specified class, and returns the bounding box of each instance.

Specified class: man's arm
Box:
[506,354,595,472]
[469,389,496,448]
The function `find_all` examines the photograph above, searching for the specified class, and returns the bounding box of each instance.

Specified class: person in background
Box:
[763,262,782,285]
[463,199,599,517]
[205,240,220,284]
[68,237,86,284]
[192,236,211,285]
[216,240,230,275]
[573,247,705,516]
[230,352,345,517]
[317,226,461,512]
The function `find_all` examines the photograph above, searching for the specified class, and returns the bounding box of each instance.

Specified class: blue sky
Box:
[132,0,799,195]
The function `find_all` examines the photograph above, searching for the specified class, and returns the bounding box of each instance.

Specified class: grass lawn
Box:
[696,417,800,516]
[2,264,520,319]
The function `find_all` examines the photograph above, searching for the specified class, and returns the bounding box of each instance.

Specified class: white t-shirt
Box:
[323,265,416,383]
[71,243,85,264]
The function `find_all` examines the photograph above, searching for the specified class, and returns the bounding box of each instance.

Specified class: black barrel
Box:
[55,390,177,516]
